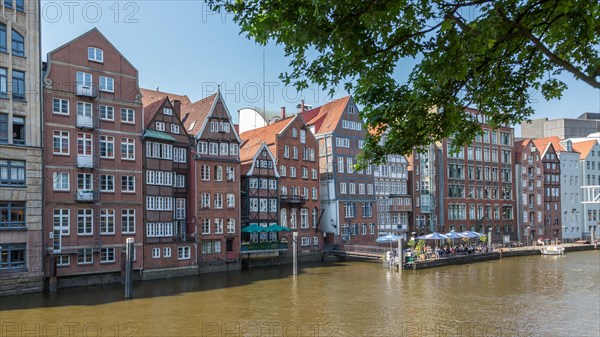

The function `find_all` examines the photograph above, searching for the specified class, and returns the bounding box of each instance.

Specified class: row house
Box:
[410,111,517,242]
[141,96,195,274]
[300,97,377,245]
[43,29,144,286]
[239,142,282,256]
[372,131,411,240]
[515,138,562,244]
[570,139,600,239]
[240,113,322,253]
[182,92,241,272]
[0,0,43,295]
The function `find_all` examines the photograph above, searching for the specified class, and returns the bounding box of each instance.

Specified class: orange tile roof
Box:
[572,139,597,160]
[141,88,191,107]
[300,96,351,134]
[514,139,531,159]
[181,93,218,136]
[239,116,295,148]
[531,137,557,157]
[240,143,263,164]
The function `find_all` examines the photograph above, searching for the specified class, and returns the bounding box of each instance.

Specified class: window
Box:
[344,203,355,218]
[100,209,115,234]
[121,176,135,193]
[57,255,70,266]
[284,145,290,158]
[201,165,210,181]
[214,218,224,234]
[227,193,235,208]
[337,157,344,173]
[12,70,25,101]
[53,98,69,115]
[88,47,103,62]
[121,209,135,234]
[292,128,298,138]
[362,203,373,217]
[121,138,135,160]
[201,241,221,254]
[77,209,93,235]
[347,158,354,173]
[312,187,318,200]
[171,124,180,134]
[0,68,7,99]
[0,24,6,53]
[174,147,187,163]
[201,219,211,234]
[300,208,309,228]
[152,248,160,259]
[100,175,114,192]
[175,198,186,219]
[227,218,235,233]
[226,166,235,182]
[77,249,93,265]
[53,209,70,235]
[250,198,258,212]
[214,166,223,182]
[53,172,69,191]
[121,108,135,123]
[293,146,298,159]
[280,165,286,176]
[53,131,70,155]
[11,30,24,57]
[155,121,165,131]
[0,114,5,143]
[302,167,308,179]
[230,143,239,156]
[99,76,114,92]
[201,193,211,209]
[0,244,26,270]
[0,202,25,229]
[290,166,297,178]
[0,160,25,186]
[312,208,318,228]
[100,136,114,158]
[300,130,306,144]
[164,247,172,258]
[214,193,223,209]
[259,199,268,212]
[198,142,208,154]
[220,143,229,156]
[209,143,218,155]
[76,71,92,86]
[340,183,347,194]
[290,209,297,228]
[280,208,287,228]
[312,169,318,180]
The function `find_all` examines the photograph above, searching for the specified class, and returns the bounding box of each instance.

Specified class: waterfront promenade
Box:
[408,243,596,269]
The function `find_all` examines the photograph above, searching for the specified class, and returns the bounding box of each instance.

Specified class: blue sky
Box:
[41,1,599,136]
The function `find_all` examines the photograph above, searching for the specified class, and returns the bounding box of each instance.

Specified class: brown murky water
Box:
[1,251,599,337]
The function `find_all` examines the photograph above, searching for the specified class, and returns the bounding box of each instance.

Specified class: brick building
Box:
[182,92,241,272]
[410,111,517,242]
[515,138,562,243]
[240,113,322,253]
[300,97,377,245]
[42,29,143,287]
[141,96,196,276]
[0,0,43,295]
[239,142,283,256]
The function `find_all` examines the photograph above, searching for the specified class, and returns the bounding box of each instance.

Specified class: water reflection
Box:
[1,252,598,337]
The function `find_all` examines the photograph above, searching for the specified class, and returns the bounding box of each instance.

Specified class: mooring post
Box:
[125,238,134,299]
[293,232,298,275]
[397,237,403,271]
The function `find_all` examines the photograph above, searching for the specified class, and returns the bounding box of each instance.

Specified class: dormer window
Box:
[348,106,355,114]
[163,108,173,115]
[88,47,103,63]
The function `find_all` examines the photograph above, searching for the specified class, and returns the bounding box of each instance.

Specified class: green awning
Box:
[143,129,176,142]
[241,224,266,233]
[265,224,291,232]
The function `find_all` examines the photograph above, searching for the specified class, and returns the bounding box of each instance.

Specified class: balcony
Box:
[241,241,288,252]
[75,189,97,202]
[75,84,97,98]
[279,194,307,204]
[76,114,97,129]
[77,155,97,169]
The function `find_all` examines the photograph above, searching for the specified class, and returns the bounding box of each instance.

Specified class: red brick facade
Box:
[43,29,144,278]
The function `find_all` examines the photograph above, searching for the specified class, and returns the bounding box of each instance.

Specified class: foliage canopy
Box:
[209,0,600,164]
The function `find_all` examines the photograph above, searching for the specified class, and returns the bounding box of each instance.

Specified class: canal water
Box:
[1,251,598,337]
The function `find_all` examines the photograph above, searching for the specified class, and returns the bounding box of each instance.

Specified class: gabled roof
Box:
[46,28,138,73]
[240,142,280,177]
[238,116,295,148]
[531,138,558,158]
[143,98,168,128]
[571,139,598,160]
[141,88,192,107]
[514,139,532,160]
[181,93,218,136]
[299,96,351,134]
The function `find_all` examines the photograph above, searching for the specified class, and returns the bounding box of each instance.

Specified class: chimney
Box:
[281,106,286,119]
[173,100,181,116]
[301,100,305,112]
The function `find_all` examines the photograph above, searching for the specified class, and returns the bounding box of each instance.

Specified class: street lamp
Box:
[525,226,531,247]
[488,227,492,249]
